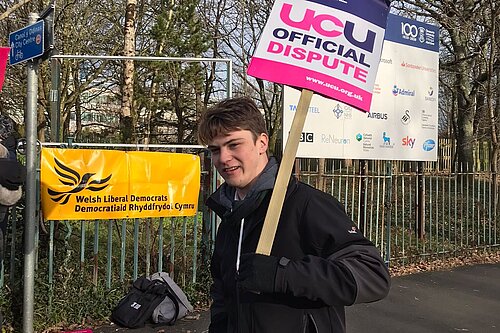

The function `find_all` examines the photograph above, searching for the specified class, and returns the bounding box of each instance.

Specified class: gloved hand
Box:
[0,159,25,190]
[238,253,280,294]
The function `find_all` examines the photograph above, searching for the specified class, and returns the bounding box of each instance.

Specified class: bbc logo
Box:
[300,132,314,143]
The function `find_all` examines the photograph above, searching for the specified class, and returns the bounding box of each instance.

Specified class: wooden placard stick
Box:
[256,88,313,255]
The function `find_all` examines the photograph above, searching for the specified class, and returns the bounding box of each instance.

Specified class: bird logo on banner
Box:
[48,158,111,205]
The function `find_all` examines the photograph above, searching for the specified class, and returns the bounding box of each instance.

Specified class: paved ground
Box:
[346,263,500,333]
[93,263,500,333]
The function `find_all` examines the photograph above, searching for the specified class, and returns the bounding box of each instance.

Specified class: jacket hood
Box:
[207,157,279,217]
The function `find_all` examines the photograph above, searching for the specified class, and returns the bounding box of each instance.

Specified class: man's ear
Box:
[258,133,269,154]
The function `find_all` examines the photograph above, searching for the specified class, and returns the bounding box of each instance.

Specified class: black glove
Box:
[0,159,25,190]
[238,253,280,294]
[0,135,16,155]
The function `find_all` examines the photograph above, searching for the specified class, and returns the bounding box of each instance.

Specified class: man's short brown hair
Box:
[197,97,268,145]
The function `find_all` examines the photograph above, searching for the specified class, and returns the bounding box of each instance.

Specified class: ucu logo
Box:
[280,3,376,52]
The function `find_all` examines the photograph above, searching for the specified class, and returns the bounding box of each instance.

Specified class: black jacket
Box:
[207,158,391,333]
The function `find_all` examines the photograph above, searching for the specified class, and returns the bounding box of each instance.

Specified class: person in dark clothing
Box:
[0,114,24,254]
[0,114,24,330]
[198,97,391,333]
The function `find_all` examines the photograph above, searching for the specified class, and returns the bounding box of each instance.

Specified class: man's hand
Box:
[0,159,25,190]
[238,253,280,294]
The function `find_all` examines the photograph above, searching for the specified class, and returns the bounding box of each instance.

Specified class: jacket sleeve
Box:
[275,189,391,306]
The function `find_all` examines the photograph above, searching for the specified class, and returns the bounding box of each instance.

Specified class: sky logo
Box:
[402,136,416,148]
[423,139,436,151]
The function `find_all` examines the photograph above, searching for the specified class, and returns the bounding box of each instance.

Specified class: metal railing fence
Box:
[296,157,500,265]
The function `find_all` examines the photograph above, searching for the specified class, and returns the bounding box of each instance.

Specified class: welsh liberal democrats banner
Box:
[40,148,200,220]
[247,0,390,111]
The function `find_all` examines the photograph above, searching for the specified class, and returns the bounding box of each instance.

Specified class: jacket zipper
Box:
[236,218,245,333]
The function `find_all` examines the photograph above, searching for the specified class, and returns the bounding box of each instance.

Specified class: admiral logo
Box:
[392,85,415,97]
[300,132,314,143]
[423,139,436,151]
[47,158,111,205]
[367,112,388,120]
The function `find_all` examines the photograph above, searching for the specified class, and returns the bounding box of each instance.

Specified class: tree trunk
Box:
[121,0,137,144]
[454,41,476,165]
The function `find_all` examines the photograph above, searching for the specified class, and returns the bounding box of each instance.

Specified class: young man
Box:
[198,97,390,333]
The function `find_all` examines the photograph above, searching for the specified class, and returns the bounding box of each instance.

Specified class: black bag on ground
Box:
[111,276,173,328]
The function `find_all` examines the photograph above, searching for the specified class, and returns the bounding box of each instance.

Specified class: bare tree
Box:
[121,0,137,143]
[394,0,499,165]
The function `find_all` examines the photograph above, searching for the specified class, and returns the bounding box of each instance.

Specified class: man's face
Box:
[208,129,269,198]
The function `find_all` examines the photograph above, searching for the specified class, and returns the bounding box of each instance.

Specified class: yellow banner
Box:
[40,148,200,220]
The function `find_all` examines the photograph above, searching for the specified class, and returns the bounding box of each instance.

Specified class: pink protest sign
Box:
[247,0,390,111]
[0,47,9,91]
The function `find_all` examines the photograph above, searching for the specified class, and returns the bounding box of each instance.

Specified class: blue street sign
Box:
[9,20,45,65]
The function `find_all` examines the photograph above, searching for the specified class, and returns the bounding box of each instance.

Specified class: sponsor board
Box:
[283,13,438,161]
